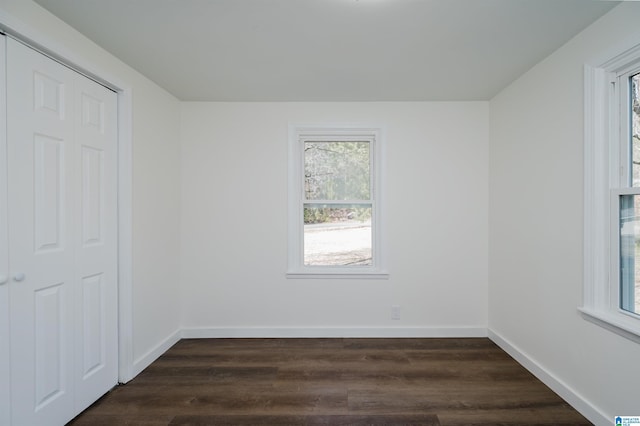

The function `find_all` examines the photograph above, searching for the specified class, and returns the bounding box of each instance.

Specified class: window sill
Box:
[286,270,389,280]
[578,306,640,344]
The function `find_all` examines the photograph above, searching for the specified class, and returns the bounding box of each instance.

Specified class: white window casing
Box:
[287,124,388,279]
[582,43,640,343]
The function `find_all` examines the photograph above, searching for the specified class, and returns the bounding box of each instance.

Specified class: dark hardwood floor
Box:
[68,338,592,425]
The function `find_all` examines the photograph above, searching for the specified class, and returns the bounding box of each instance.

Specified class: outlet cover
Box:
[391,305,401,320]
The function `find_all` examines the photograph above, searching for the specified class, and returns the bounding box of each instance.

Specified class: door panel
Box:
[34,134,66,252]
[81,146,104,246]
[81,273,104,377]
[34,283,66,410]
[33,70,66,119]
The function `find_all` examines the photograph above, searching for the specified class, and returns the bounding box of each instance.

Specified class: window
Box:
[618,71,640,317]
[583,43,640,342]
[287,125,387,279]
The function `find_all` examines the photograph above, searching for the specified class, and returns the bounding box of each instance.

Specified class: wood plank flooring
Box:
[68,338,592,425]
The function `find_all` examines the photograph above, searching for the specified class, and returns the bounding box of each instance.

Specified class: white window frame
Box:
[582,43,640,343]
[287,124,388,279]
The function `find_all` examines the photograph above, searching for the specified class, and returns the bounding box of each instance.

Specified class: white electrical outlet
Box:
[391,305,401,320]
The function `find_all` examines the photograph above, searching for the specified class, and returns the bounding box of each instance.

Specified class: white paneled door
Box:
[5,37,118,425]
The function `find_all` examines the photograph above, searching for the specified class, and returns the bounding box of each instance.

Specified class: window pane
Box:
[620,194,640,315]
[304,141,370,201]
[631,73,640,186]
[304,204,372,266]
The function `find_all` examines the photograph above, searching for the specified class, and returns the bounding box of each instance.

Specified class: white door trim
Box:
[0,11,135,383]
[0,33,10,426]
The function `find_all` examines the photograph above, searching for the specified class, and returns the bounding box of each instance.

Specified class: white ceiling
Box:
[34,0,619,101]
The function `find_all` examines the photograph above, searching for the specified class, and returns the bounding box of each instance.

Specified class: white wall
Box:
[130,82,182,369]
[0,0,182,371]
[489,3,640,423]
[180,102,488,335]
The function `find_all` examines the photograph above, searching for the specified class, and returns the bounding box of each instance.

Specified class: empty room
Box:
[0,0,639,425]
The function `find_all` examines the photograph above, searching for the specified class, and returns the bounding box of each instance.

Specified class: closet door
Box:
[73,50,118,412]
[7,37,118,426]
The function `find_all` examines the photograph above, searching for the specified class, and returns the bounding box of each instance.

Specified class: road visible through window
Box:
[304,220,372,266]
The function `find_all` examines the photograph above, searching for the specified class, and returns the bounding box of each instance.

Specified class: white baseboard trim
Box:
[180,326,488,339]
[129,328,182,380]
[487,329,609,426]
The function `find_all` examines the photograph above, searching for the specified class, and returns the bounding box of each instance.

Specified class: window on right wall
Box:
[619,72,640,316]
[583,43,640,341]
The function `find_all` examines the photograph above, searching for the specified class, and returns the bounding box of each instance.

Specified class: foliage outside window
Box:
[304,141,371,266]
[287,125,387,279]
